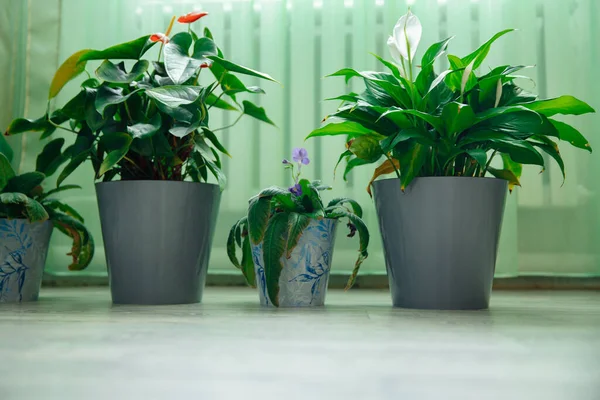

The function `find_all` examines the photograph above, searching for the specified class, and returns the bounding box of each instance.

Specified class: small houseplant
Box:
[227,148,369,307]
[0,139,93,302]
[307,10,595,310]
[5,11,276,304]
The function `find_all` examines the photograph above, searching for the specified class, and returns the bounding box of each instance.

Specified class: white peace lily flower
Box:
[388,10,422,62]
[461,59,476,96]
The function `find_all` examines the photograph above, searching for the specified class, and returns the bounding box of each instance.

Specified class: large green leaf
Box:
[127,113,162,139]
[96,60,149,83]
[164,32,203,85]
[3,172,45,196]
[326,197,363,218]
[307,120,374,139]
[36,138,67,177]
[328,69,409,107]
[0,153,16,191]
[221,73,265,98]
[523,95,595,117]
[380,128,434,153]
[285,213,311,258]
[0,193,49,222]
[193,37,218,60]
[467,134,545,166]
[202,128,230,156]
[49,50,90,99]
[371,54,401,79]
[206,93,238,111]
[262,212,291,307]
[421,36,454,68]
[379,109,445,134]
[529,136,564,182]
[208,56,278,83]
[5,115,51,136]
[79,35,155,61]
[396,140,428,190]
[0,135,13,162]
[343,156,372,181]
[248,196,271,245]
[487,167,521,188]
[549,119,592,152]
[348,135,383,163]
[61,90,87,120]
[240,236,256,287]
[466,148,487,168]
[97,132,133,176]
[461,29,515,70]
[57,151,89,187]
[242,101,275,126]
[145,85,202,107]
[95,85,141,116]
[472,110,558,139]
[442,102,476,137]
[227,218,244,269]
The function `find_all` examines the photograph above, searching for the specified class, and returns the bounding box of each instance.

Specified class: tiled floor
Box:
[0,287,599,400]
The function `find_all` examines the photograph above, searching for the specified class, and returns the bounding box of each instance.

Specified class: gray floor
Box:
[0,288,599,400]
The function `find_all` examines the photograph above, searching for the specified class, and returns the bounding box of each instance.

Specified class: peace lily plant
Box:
[307,10,595,310]
[308,9,595,192]
[227,148,369,307]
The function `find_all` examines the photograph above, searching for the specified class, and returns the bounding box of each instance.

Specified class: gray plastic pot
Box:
[96,180,221,305]
[0,219,53,303]
[372,177,507,310]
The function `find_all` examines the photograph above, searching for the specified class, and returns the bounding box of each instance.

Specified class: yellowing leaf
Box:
[366,159,400,197]
[49,49,91,99]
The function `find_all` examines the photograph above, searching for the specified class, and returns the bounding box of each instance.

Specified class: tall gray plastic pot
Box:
[96,181,221,305]
[372,177,507,310]
[0,219,53,303]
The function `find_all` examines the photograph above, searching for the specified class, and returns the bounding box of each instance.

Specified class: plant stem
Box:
[482,150,498,176]
[384,153,401,181]
[213,113,243,132]
[123,101,133,123]
[207,91,226,110]
[47,118,78,134]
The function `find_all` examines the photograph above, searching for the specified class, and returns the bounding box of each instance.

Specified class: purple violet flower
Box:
[288,183,302,196]
[292,147,310,165]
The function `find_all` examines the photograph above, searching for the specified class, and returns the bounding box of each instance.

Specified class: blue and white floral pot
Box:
[0,219,53,303]
[251,218,338,307]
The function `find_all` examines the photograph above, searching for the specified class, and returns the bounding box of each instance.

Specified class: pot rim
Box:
[95,180,220,188]
[373,176,508,184]
[0,218,53,225]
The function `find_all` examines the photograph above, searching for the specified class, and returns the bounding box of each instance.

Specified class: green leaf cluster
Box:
[0,147,94,271]
[5,25,277,190]
[227,180,369,306]
[307,30,594,191]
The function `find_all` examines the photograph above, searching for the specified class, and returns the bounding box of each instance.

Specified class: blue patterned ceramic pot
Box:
[0,219,53,303]
[251,218,338,307]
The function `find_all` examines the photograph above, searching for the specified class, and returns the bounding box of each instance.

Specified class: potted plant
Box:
[226,148,369,307]
[5,11,276,305]
[0,139,94,302]
[307,10,595,310]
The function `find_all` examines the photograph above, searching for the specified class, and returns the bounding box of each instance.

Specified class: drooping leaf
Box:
[285,213,311,258]
[0,193,48,222]
[49,49,90,99]
[343,156,372,181]
[0,153,16,191]
[208,56,278,83]
[326,197,363,218]
[96,60,149,83]
[242,101,275,126]
[227,217,245,269]
[487,166,521,188]
[3,172,45,195]
[262,212,291,307]
[549,119,592,152]
[36,138,67,177]
[529,136,564,183]
[366,158,400,197]
[38,184,81,201]
[248,196,271,245]
[49,211,94,270]
[240,235,256,287]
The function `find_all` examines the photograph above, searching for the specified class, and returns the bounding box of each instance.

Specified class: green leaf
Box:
[240,236,256,287]
[326,197,363,218]
[95,85,141,116]
[57,152,88,187]
[96,60,149,83]
[343,156,372,181]
[145,85,202,107]
[379,109,445,134]
[0,193,49,222]
[285,213,311,258]
[204,156,227,190]
[262,212,291,307]
[221,73,265,98]
[227,217,245,269]
[306,120,374,139]
[98,149,128,177]
[371,53,401,79]
[206,93,238,111]
[38,184,81,201]
[487,166,521,188]
[61,90,87,120]
[325,93,360,103]
[523,95,595,117]
[36,138,67,177]
[529,137,564,182]
[334,150,352,177]
[0,153,16,191]
[0,135,13,162]
[79,35,155,62]
[5,115,51,136]
[97,132,132,177]
[473,111,558,139]
[380,128,435,153]
[466,148,487,168]
[3,172,45,195]
[164,32,203,85]
[348,135,383,163]
[202,128,230,156]
[442,102,476,136]
[42,199,84,222]
[396,140,428,190]
[549,119,592,152]
[242,100,275,126]
[208,56,278,83]
[192,37,218,60]
[49,49,90,99]
[461,29,515,70]
[248,196,271,245]
[328,69,409,107]
[127,113,162,139]
[421,36,454,68]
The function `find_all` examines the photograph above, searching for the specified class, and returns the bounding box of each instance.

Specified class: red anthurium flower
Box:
[200,62,212,69]
[150,33,169,44]
[177,12,208,23]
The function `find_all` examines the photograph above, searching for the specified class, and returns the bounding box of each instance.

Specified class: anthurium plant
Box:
[227,148,369,305]
[4,12,276,188]
[307,10,595,193]
[0,138,94,270]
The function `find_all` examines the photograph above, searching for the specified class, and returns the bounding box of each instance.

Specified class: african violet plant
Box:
[4,12,275,187]
[0,139,93,270]
[307,10,595,192]
[227,148,369,306]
